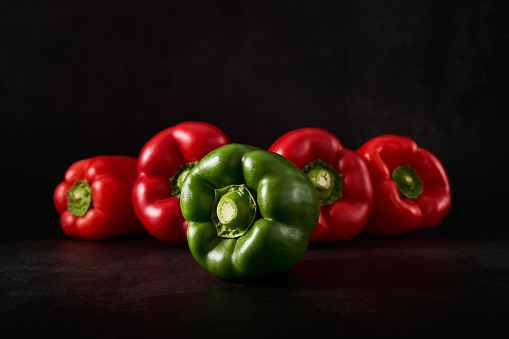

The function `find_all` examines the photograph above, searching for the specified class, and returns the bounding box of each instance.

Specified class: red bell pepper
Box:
[53,156,144,240]
[269,127,374,242]
[356,134,451,236]
[132,121,229,243]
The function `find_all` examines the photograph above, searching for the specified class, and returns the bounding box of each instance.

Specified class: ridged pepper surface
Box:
[269,127,373,242]
[132,121,229,243]
[357,134,451,236]
[180,143,320,280]
[53,156,143,240]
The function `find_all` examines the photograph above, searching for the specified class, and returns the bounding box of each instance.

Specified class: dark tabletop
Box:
[1,211,508,338]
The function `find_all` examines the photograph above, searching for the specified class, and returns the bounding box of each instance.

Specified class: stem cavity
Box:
[170,162,196,198]
[392,164,423,199]
[303,159,343,205]
[66,180,92,217]
[211,184,257,238]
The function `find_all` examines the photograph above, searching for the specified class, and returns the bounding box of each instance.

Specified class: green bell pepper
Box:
[180,143,320,280]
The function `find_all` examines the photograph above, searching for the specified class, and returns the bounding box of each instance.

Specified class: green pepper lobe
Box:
[211,184,257,238]
[170,162,196,198]
[303,159,343,205]
[392,164,423,199]
[67,180,92,217]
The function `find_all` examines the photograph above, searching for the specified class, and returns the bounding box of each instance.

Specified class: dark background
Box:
[2,2,508,338]
[1,0,506,236]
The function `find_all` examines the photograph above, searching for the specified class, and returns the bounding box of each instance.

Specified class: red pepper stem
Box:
[66,180,92,217]
[314,170,332,190]
[392,165,423,199]
[303,159,343,205]
[170,162,196,198]
[211,184,257,238]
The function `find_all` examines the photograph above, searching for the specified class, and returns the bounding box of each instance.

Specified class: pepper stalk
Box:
[303,159,343,205]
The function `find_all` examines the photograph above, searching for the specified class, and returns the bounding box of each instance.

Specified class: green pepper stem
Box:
[170,162,196,198]
[303,159,343,205]
[211,184,257,238]
[392,164,423,199]
[66,180,92,217]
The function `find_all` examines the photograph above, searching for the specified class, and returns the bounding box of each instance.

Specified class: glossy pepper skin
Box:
[357,134,451,236]
[180,143,320,280]
[269,127,374,242]
[132,121,229,243]
[53,156,144,240]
